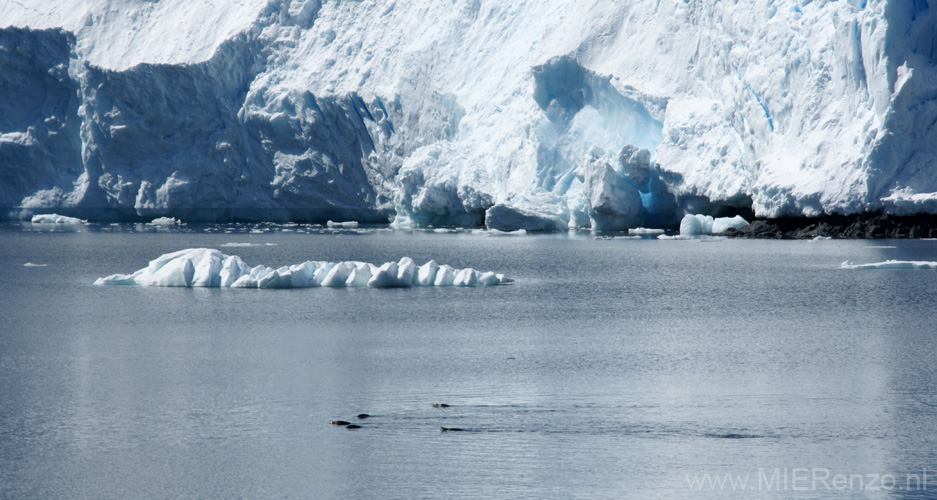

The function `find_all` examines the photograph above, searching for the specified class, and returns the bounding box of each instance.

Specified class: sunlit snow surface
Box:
[94,248,512,288]
[840,260,937,270]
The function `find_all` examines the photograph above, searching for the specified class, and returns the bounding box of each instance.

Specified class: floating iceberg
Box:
[472,228,528,237]
[326,220,359,228]
[628,227,665,235]
[679,214,749,236]
[840,260,937,270]
[147,217,180,226]
[220,242,277,247]
[30,214,85,224]
[94,248,512,288]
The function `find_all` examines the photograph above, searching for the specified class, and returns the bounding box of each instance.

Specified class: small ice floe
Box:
[628,227,665,235]
[594,235,641,240]
[327,220,359,228]
[146,217,180,226]
[812,235,832,241]
[220,242,278,248]
[94,248,513,288]
[841,260,937,270]
[30,214,85,224]
[489,228,527,236]
[24,262,48,267]
[472,228,527,236]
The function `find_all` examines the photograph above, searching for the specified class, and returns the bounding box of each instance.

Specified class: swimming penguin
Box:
[356,414,370,419]
[331,420,351,426]
[346,424,362,429]
[432,403,450,408]
[440,427,464,432]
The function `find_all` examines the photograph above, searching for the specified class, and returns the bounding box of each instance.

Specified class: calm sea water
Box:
[1,222,935,499]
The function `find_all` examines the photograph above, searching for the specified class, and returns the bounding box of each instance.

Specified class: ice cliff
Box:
[2,0,936,228]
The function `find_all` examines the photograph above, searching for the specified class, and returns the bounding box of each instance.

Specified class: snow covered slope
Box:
[2,0,936,226]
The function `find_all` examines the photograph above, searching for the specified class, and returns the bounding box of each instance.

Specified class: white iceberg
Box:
[628,227,665,235]
[30,214,85,224]
[326,220,359,228]
[220,242,277,247]
[840,260,937,270]
[147,217,180,226]
[679,214,749,236]
[94,248,512,288]
[472,228,529,237]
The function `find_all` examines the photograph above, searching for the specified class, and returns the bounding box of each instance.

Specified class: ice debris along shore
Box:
[94,248,512,288]
[841,260,937,270]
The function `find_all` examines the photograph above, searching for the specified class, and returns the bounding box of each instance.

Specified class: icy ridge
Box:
[2,0,937,227]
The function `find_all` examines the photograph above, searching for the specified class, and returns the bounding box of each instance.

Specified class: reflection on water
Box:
[1,224,935,499]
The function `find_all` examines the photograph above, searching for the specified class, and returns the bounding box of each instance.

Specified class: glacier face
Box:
[1,0,936,226]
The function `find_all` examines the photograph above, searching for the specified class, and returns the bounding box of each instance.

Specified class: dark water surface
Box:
[1,223,935,499]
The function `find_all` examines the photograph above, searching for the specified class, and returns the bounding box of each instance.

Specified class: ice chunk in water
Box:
[841,260,937,270]
[95,248,512,288]
[31,214,84,224]
[679,214,749,236]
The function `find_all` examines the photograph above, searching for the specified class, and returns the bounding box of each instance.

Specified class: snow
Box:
[30,214,85,224]
[841,260,937,270]
[0,0,266,71]
[94,248,513,288]
[3,0,937,227]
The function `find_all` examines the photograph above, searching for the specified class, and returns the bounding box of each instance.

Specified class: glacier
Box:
[93,248,512,288]
[2,0,937,229]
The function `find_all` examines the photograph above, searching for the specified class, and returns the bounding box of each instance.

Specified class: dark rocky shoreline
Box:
[720,213,937,239]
